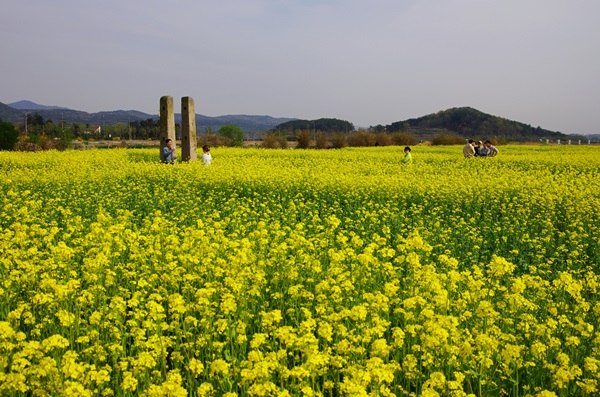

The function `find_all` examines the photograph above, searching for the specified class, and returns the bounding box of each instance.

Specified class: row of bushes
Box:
[295,130,419,149]
[196,131,419,150]
[198,131,500,149]
[431,133,505,146]
[169,132,500,149]
[197,134,234,148]
[197,131,505,149]
[12,135,69,152]
[2,129,496,152]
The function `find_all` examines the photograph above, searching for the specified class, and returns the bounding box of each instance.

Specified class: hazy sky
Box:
[2,0,599,134]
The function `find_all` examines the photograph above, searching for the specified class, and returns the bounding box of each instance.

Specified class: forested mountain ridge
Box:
[382,107,567,142]
[0,101,296,133]
[0,102,23,121]
[1,101,586,141]
[273,118,355,133]
[272,108,573,142]
[8,100,70,111]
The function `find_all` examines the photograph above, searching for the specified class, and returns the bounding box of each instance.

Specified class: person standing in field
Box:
[480,140,499,157]
[401,146,413,164]
[202,145,212,165]
[463,139,476,158]
[162,138,177,164]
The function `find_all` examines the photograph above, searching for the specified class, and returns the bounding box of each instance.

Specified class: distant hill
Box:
[8,100,70,111]
[0,101,296,133]
[1,101,590,141]
[273,118,354,133]
[196,114,297,137]
[385,107,567,142]
[0,102,24,121]
[585,134,600,140]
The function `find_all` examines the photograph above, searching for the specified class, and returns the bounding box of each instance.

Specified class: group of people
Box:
[404,140,498,165]
[463,139,499,158]
[162,139,212,165]
[403,139,499,165]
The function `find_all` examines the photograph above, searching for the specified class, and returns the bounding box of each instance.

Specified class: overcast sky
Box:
[1,0,599,134]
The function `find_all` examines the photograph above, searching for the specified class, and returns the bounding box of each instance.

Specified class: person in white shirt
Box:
[463,139,476,158]
[201,145,212,165]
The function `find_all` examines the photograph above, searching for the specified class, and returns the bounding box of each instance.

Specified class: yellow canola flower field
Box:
[1,145,599,397]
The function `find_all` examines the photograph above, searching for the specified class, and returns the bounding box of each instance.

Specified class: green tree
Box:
[218,124,244,147]
[0,122,19,150]
[109,122,128,139]
[69,123,84,138]
[27,113,45,127]
[130,119,160,140]
[44,120,55,137]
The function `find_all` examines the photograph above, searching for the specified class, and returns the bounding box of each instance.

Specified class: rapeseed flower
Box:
[1,146,600,395]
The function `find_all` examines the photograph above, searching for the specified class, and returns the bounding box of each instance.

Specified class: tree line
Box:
[272,118,355,134]
[0,112,249,151]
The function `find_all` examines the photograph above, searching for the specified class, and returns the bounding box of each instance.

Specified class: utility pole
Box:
[25,113,28,136]
[61,113,65,139]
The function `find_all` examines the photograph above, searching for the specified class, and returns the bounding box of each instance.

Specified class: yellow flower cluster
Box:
[0,145,599,396]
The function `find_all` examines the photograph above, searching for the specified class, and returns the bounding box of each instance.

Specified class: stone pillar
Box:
[159,96,176,162]
[181,96,197,161]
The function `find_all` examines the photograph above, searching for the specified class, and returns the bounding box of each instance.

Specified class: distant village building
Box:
[83,126,101,136]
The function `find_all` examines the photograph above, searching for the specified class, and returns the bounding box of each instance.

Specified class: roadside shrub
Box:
[347,131,376,147]
[262,134,288,149]
[277,136,288,149]
[14,136,41,152]
[432,133,465,145]
[344,132,417,147]
[14,134,66,151]
[198,133,233,148]
[315,132,330,149]
[373,133,394,146]
[40,135,67,151]
[329,133,347,149]
[392,132,419,146]
[295,130,311,149]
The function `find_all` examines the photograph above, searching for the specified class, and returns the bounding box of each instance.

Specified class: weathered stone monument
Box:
[181,96,197,161]
[159,96,176,163]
